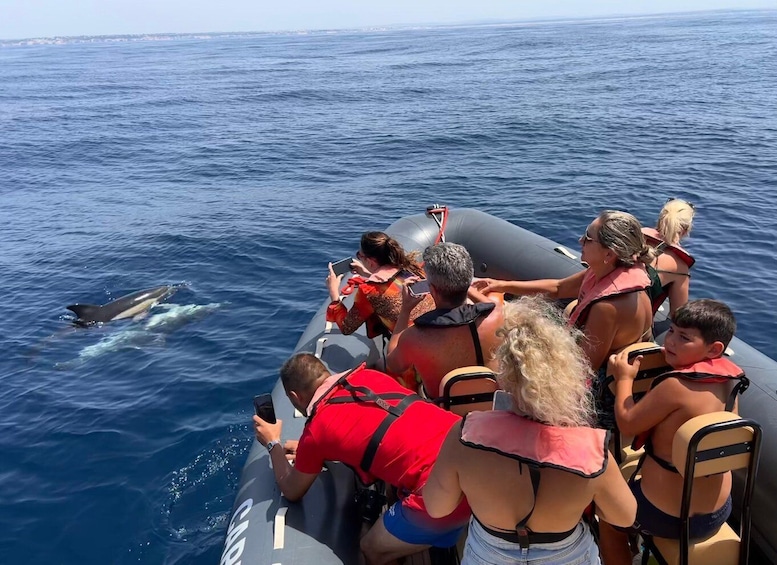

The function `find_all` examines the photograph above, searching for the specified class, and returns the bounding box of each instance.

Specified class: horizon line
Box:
[1,7,774,44]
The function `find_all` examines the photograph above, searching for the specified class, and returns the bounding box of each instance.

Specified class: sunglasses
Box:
[665,197,695,210]
[581,229,597,244]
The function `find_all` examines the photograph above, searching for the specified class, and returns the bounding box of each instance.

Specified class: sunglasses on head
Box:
[581,229,597,244]
[665,197,695,210]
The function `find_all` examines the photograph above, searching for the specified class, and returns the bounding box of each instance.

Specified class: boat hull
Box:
[222,208,777,564]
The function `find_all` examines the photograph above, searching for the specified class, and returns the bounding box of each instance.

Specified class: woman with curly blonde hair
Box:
[423,297,636,565]
[495,296,594,427]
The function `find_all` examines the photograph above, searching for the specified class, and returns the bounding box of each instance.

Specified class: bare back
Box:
[652,250,691,315]
[584,290,653,369]
[450,440,635,532]
[409,307,503,396]
[641,378,734,516]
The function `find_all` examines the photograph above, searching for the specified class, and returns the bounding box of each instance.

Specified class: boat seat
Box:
[563,299,578,318]
[642,411,763,565]
[620,455,643,482]
[435,366,498,417]
[605,342,670,465]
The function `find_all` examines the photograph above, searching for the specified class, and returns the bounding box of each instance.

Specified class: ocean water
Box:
[1,10,776,564]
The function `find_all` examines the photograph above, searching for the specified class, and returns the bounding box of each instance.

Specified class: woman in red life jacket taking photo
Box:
[326,231,435,339]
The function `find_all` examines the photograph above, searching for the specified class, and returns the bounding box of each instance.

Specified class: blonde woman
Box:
[643,199,696,316]
[423,297,636,565]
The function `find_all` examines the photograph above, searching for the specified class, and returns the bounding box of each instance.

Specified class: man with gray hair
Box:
[386,242,504,397]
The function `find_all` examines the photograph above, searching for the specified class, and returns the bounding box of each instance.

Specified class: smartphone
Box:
[408,279,431,296]
[492,389,513,411]
[331,257,354,277]
[253,393,277,424]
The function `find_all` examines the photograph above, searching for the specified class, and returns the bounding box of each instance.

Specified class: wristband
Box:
[267,440,281,453]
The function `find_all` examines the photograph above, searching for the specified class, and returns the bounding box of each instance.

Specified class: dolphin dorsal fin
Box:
[66,304,102,322]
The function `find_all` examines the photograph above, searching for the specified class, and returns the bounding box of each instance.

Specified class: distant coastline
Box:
[1,8,774,48]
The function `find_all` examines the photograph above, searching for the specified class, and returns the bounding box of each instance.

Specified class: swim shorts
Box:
[631,478,731,540]
[383,500,467,548]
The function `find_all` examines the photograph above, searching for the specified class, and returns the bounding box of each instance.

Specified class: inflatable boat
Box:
[221,208,777,565]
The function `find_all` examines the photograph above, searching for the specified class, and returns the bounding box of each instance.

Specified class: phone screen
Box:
[492,390,513,411]
[253,393,277,424]
[331,257,354,277]
[409,279,431,296]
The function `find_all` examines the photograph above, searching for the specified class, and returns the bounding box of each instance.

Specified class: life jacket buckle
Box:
[517,526,530,550]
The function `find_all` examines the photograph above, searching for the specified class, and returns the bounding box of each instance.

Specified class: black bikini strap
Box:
[515,464,542,549]
[468,320,484,366]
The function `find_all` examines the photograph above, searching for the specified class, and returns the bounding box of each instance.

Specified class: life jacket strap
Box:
[467,320,485,366]
[358,392,421,474]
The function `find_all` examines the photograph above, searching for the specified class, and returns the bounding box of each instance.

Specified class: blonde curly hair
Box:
[495,296,595,427]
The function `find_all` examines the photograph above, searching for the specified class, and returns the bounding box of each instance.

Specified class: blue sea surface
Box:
[1,10,776,564]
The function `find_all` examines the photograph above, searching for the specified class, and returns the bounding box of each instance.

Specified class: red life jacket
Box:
[305,364,459,503]
[460,410,610,478]
[642,227,695,268]
[569,265,651,328]
[632,357,749,451]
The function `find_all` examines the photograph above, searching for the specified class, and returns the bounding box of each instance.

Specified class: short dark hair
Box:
[671,299,736,347]
[280,353,329,395]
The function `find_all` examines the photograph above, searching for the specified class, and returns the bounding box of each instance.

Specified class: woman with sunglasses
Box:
[643,199,696,317]
[326,231,435,341]
[474,211,654,426]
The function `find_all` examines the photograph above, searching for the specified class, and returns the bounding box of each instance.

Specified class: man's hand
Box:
[253,415,283,447]
[283,440,299,462]
[400,277,425,311]
[609,349,642,382]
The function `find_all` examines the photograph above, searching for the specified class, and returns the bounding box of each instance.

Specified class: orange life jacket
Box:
[642,227,695,268]
[632,356,749,452]
[569,265,651,328]
[460,410,610,478]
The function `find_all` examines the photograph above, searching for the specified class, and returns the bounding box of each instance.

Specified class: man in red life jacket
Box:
[598,299,749,565]
[385,242,504,397]
[253,353,470,565]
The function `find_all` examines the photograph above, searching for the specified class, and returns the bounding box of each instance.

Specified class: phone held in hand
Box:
[408,279,431,296]
[253,393,277,424]
[331,257,354,277]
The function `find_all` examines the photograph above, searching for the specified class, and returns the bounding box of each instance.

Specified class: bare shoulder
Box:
[647,374,691,399]
[658,251,689,273]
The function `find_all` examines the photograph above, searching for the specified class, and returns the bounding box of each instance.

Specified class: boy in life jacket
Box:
[253,353,471,565]
[598,299,749,565]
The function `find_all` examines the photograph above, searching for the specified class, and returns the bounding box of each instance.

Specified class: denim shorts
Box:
[463,518,601,565]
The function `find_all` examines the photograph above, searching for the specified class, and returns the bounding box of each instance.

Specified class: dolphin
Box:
[66,285,177,325]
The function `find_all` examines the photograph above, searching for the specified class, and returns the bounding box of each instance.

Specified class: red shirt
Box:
[295,367,461,512]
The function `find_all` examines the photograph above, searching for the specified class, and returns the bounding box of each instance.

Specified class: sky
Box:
[0,0,774,40]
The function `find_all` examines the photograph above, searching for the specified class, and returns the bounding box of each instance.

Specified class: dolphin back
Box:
[66,304,106,323]
[66,285,177,324]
